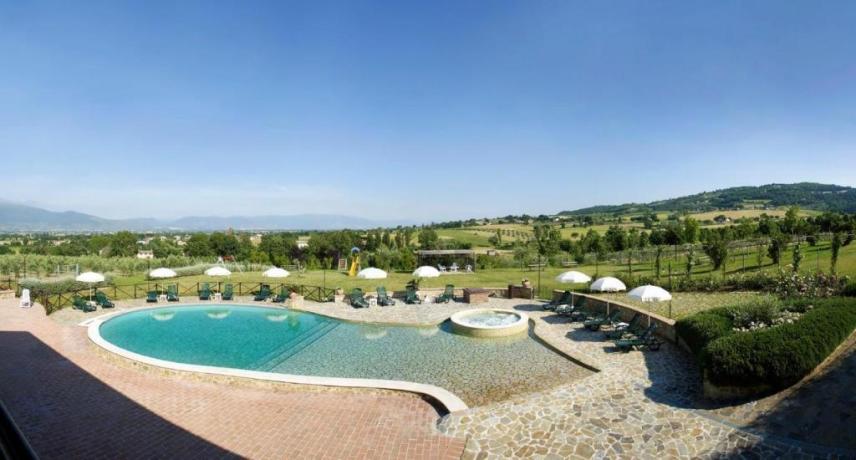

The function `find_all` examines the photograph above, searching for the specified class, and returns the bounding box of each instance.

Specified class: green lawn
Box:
[595,291,767,320]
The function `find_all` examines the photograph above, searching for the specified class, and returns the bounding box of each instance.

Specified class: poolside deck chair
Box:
[349,288,369,308]
[557,296,585,316]
[436,284,454,303]
[95,291,115,308]
[615,323,661,352]
[404,286,421,304]
[72,295,96,312]
[146,290,158,303]
[254,284,271,301]
[222,283,234,301]
[544,290,572,311]
[274,287,290,303]
[376,287,396,306]
[604,313,642,339]
[167,284,179,302]
[198,283,211,301]
[19,288,31,308]
[584,309,621,331]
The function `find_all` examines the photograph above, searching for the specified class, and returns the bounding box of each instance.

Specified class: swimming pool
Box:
[97,305,591,407]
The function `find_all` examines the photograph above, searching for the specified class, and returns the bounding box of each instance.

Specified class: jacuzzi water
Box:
[458,311,521,327]
[99,305,591,406]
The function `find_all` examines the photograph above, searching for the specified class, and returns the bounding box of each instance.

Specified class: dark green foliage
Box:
[19,276,112,297]
[704,298,856,388]
[675,310,733,358]
[843,282,856,297]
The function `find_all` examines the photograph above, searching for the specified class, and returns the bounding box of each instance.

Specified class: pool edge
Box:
[87,304,469,414]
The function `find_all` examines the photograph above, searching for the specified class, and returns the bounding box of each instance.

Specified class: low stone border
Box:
[87,303,469,413]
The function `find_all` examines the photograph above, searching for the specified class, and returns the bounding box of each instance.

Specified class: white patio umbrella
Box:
[76,271,105,301]
[412,266,440,278]
[149,267,177,279]
[262,267,290,278]
[205,266,231,277]
[589,276,627,292]
[555,270,592,284]
[627,285,672,302]
[357,267,387,279]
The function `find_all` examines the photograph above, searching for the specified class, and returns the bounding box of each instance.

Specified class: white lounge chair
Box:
[438,264,447,272]
[465,264,473,272]
[450,263,459,272]
[19,288,31,308]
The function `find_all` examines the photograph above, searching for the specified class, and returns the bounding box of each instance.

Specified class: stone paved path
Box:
[0,299,466,460]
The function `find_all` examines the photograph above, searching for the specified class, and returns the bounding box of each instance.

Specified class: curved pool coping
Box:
[450,308,529,338]
[86,303,469,414]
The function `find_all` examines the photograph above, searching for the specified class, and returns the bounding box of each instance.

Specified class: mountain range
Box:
[0,200,406,232]
[559,183,856,216]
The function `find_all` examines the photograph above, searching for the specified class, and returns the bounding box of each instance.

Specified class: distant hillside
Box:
[0,201,408,232]
[559,183,856,216]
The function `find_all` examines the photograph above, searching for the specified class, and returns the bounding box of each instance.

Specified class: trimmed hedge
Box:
[704,298,856,388]
[675,310,733,358]
[19,276,113,297]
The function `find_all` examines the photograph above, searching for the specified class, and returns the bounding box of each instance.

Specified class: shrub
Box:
[704,298,856,389]
[675,310,733,358]
[725,297,781,330]
[840,281,856,297]
[19,276,113,297]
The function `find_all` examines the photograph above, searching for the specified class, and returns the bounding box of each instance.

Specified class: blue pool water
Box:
[100,305,591,405]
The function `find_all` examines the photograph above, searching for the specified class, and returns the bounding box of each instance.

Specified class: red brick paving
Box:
[0,301,466,459]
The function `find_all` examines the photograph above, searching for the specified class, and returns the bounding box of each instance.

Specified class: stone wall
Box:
[551,290,676,342]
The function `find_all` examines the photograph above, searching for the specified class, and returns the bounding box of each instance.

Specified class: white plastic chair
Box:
[19,288,31,308]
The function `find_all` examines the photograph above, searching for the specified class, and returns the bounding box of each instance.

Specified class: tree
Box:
[604,225,627,252]
[418,228,439,249]
[831,232,842,274]
[792,242,802,272]
[184,233,213,258]
[767,232,789,266]
[654,245,663,279]
[110,231,138,257]
[532,224,561,257]
[702,235,729,271]
[782,206,800,234]
[683,217,700,244]
[685,246,695,278]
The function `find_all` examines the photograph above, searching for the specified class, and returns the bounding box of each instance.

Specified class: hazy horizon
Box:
[3,1,855,220]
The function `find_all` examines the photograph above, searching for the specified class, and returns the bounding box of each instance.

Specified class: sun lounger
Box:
[604,313,641,339]
[557,296,586,316]
[222,283,234,301]
[167,284,179,302]
[274,287,290,303]
[436,284,454,303]
[198,282,211,301]
[146,290,158,303]
[254,284,271,301]
[584,309,621,331]
[405,286,421,304]
[72,295,96,312]
[95,291,115,308]
[615,323,661,352]
[350,288,369,308]
[544,290,572,311]
[377,287,396,306]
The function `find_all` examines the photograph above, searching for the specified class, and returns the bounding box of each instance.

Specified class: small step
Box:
[257,321,340,372]
[248,320,334,369]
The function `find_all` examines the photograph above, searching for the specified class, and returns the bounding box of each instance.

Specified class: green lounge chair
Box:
[584,309,621,331]
[544,290,572,311]
[436,284,454,303]
[146,290,158,303]
[615,323,661,352]
[198,282,211,301]
[557,297,586,316]
[95,291,115,308]
[604,313,642,339]
[349,288,369,308]
[376,287,396,306]
[254,284,271,301]
[222,283,234,301]
[167,284,179,302]
[72,295,96,312]
[404,286,421,304]
[274,287,290,303]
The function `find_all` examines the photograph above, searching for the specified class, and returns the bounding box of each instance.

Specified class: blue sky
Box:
[2,1,855,221]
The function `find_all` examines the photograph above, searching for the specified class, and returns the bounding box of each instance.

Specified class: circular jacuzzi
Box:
[450,308,529,338]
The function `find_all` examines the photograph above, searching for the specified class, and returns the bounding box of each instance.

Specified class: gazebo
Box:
[416,249,477,272]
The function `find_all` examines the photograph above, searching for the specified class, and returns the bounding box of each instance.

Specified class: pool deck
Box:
[2,296,852,459]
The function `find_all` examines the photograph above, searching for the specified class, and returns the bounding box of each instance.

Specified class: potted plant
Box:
[522,278,531,288]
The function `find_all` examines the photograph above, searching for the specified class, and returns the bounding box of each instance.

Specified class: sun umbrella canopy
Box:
[589,277,627,292]
[627,285,672,302]
[555,270,592,284]
[262,267,290,278]
[357,267,387,279]
[412,266,440,278]
[205,266,231,277]
[149,268,177,279]
[75,271,105,283]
